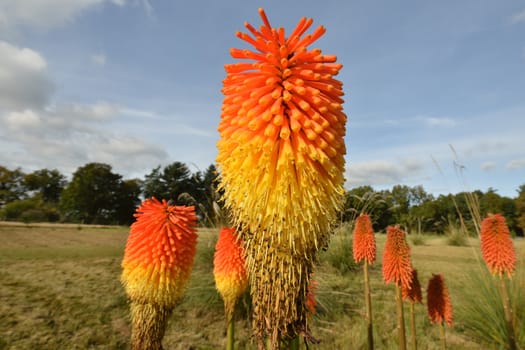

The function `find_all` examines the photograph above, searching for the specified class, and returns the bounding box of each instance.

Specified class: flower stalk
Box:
[480,213,517,350]
[217,7,346,348]
[403,269,422,350]
[353,214,376,350]
[213,227,249,350]
[121,198,198,350]
[382,225,412,350]
[426,274,453,350]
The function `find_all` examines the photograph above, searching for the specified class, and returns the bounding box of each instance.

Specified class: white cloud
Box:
[0,0,128,34]
[480,161,496,171]
[345,159,425,188]
[0,41,54,109]
[506,159,525,170]
[91,53,106,66]
[510,9,525,24]
[0,102,167,176]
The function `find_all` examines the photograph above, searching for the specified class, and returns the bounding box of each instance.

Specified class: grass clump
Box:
[445,223,468,247]
[458,263,525,348]
[410,233,426,246]
[320,223,358,274]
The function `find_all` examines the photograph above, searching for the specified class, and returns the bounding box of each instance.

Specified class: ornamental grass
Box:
[216,8,346,348]
[213,227,249,350]
[121,198,198,350]
[353,214,376,350]
[382,225,412,350]
[427,274,453,350]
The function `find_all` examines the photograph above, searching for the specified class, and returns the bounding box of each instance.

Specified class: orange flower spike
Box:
[480,213,517,277]
[402,268,423,303]
[353,214,376,264]
[214,227,249,319]
[217,7,346,246]
[121,197,198,307]
[427,274,453,327]
[382,225,413,290]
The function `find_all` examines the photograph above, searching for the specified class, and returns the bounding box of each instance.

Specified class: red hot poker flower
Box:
[121,198,198,350]
[427,274,453,327]
[213,227,249,319]
[402,268,423,303]
[382,225,412,290]
[353,214,376,264]
[121,197,198,307]
[480,213,517,277]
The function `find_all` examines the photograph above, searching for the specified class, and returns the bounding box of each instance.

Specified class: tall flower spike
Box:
[480,213,516,277]
[214,227,249,320]
[216,8,346,346]
[382,225,412,290]
[402,268,422,303]
[353,213,376,264]
[121,198,198,350]
[427,274,453,327]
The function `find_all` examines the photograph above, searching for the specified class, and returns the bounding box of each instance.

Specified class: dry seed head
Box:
[402,268,422,303]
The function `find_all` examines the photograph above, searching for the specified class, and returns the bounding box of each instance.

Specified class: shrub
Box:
[410,233,426,246]
[0,199,60,222]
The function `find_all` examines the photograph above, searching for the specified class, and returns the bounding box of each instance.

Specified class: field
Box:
[0,222,524,349]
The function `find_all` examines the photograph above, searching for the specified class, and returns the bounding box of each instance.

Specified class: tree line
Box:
[0,162,218,226]
[1,163,524,235]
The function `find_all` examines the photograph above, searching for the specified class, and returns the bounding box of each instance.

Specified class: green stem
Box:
[395,283,407,350]
[226,316,235,350]
[364,260,374,350]
[289,337,300,350]
[498,276,517,350]
[409,302,417,350]
[439,322,446,350]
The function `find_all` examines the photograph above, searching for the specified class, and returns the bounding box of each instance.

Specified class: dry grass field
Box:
[0,222,523,349]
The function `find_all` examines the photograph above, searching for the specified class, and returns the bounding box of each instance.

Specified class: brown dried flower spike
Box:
[427,274,453,327]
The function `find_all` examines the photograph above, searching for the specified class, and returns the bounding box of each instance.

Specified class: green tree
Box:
[24,168,67,203]
[115,179,142,225]
[190,164,222,226]
[0,166,26,206]
[514,185,525,236]
[59,163,139,224]
[342,186,393,232]
[142,162,193,203]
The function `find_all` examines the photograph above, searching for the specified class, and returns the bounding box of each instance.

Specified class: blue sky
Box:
[0,0,524,197]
